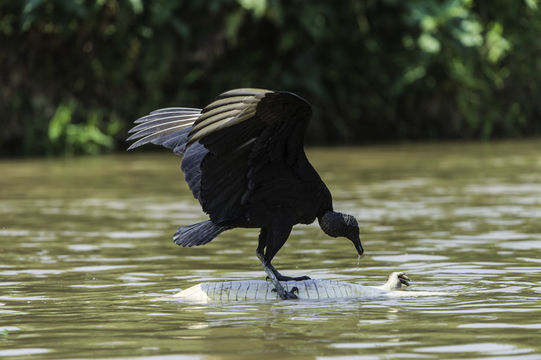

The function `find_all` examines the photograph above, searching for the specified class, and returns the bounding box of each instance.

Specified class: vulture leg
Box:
[256,226,304,300]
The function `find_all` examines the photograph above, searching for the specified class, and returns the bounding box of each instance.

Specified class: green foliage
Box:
[1,0,540,156]
[48,100,114,155]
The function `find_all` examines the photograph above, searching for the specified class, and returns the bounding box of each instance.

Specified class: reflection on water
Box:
[1,141,541,359]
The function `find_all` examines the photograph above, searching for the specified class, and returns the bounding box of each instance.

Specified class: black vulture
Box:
[127,88,364,299]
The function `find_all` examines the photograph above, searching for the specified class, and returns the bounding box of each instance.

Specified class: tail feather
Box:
[173,220,230,247]
[127,108,201,155]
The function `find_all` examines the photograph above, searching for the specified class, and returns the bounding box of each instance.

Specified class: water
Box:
[1,141,541,359]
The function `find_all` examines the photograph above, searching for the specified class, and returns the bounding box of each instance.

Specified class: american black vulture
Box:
[127,88,364,299]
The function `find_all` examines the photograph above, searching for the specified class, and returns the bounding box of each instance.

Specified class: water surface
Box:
[1,141,541,359]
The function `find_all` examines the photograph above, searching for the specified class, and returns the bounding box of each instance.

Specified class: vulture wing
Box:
[188,88,312,223]
[127,88,313,225]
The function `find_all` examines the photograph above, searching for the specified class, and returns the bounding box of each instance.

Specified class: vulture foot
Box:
[266,274,311,282]
[272,286,299,299]
[276,274,311,282]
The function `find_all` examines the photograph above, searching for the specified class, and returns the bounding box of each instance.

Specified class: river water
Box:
[1,141,540,359]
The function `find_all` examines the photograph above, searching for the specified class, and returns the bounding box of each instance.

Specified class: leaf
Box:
[128,0,143,14]
[454,19,483,47]
[225,9,244,42]
[418,33,440,53]
[525,0,538,10]
[48,101,75,141]
[237,0,267,17]
[22,0,44,15]
[485,22,511,63]
[21,0,44,30]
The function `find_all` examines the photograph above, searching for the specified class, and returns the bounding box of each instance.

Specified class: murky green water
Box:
[1,141,541,359]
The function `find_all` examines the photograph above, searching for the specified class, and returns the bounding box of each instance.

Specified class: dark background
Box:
[1,0,540,156]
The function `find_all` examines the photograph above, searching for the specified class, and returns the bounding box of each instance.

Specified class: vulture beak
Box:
[350,235,364,256]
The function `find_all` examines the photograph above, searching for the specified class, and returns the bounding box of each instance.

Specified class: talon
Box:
[272,287,297,299]
[284,290,298,300]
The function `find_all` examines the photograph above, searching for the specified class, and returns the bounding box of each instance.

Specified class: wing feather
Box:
[191,109,243,132]
[130,114,199,133]
[187,89,271,146]
[150,107,200,115]
[127,119,196,141]
[127,124,193,150]
[135,109,200,123]
[203,95,260,112]
[127,107,201,152]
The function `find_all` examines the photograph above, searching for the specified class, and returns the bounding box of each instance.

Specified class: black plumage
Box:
[127,88,364,299]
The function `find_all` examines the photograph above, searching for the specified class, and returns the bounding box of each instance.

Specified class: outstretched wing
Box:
[187,88,312,223]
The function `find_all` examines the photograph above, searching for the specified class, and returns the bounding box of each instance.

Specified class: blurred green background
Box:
[1,0,540,156]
